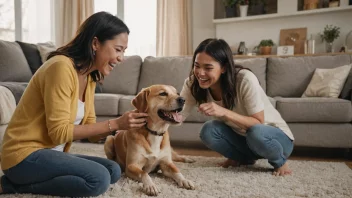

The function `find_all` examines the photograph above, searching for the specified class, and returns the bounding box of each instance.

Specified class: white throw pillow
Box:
[302,64,352,98]
[37,42,57,63]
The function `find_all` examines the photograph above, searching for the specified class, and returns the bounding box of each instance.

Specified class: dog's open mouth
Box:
[157,108,183,123]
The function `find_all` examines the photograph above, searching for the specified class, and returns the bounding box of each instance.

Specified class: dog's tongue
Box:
[171,112,183,122]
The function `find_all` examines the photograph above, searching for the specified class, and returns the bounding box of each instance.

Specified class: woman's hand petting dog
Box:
[115,110,148,130]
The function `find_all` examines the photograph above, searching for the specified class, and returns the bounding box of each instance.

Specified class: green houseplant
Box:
[320,25,340,53]
[258,39,274,55]
[223,0,237,18]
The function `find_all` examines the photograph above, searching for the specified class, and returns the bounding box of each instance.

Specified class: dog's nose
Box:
[177,97,185,105]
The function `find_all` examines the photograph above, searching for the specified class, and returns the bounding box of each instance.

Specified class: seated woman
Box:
[0,12,148,197]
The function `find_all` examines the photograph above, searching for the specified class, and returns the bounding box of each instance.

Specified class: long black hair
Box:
[189,38,247,109]
[47,11,130,82]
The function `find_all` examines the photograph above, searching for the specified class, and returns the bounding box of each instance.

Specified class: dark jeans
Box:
[200,120,294,168]
[1,149,121,197]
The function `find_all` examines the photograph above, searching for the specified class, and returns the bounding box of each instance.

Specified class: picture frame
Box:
[277,45,294,56]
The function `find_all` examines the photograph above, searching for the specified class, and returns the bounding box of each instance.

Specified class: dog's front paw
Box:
[183,156,196,163]
[143,183,160,196]
[178,179,195,190]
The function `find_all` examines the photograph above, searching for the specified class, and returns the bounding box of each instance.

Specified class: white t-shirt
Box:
[180,70,294,140]
[51,100,85,152]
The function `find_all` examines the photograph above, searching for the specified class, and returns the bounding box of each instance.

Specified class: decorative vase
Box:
[225,6,236,18]
[325,42,334,53]
[237,42,246,55]
[240,5,248,17]
[260,46,272,55]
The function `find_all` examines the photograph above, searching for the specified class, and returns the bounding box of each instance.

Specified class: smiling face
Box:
[91,32,128,76]
[193,52,225,90]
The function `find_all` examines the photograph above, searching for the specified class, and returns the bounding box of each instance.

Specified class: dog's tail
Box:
[104,135,116,161]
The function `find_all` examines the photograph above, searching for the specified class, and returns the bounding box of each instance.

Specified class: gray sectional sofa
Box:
[0,39,351,151]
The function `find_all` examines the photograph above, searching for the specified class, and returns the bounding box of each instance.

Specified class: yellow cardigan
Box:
[1,55,96,170]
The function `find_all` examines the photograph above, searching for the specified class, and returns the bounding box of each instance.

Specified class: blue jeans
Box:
[200,120,294,168]
[1,148,121,197]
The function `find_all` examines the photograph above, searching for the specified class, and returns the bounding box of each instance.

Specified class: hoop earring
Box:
[93,50,96,56]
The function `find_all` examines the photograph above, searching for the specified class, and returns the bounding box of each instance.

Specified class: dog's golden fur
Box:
[104,85,195,196]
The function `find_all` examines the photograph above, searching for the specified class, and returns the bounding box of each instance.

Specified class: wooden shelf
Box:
[233,52,352,59]
[214,6,352,24]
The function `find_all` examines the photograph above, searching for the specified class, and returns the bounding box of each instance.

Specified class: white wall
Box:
[192,0,215,51]
[215,10,352,54]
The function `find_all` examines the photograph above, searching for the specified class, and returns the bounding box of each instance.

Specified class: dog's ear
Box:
[132,88,150,113]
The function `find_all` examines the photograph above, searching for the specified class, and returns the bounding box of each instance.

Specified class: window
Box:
[0,0,53,43]
[94,0,157,58]
[0,0,15,41]
[22,0,52,43]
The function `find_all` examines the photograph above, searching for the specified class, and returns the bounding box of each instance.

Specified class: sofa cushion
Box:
[137,56,193,93]
[16,41,43,74]
[0,40,32,82]
[235,58,267,92]
[339,63,352,100]
[276,97,352,122]
[102,56,142,95]
[118,95,135,115]
[37,42,57,63]
[266,55,351,97]
[94,94,124,116]
[302,64,351,98]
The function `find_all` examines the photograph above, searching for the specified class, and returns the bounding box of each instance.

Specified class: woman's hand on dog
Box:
[115,110,148,130]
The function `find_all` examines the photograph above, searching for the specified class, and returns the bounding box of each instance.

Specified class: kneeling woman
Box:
[180,38,294,176]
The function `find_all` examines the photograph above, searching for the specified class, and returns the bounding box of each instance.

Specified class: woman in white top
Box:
[180,38,294,176]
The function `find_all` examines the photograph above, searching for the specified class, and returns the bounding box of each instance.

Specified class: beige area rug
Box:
[1,142,352,198]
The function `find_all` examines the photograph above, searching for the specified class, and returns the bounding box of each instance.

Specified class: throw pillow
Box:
[16,41,43,74]
[339,66,352,100]
[302,64,352,98]
[0,40,32,82]
[37,42,57,63]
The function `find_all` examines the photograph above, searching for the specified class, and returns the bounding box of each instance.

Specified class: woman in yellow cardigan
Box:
[0,12,148,197]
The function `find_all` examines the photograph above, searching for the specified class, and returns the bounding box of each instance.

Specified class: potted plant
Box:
[320,25,340,53]
[238,0,249,17]
[223,0,237,18]
[258,39,274,55]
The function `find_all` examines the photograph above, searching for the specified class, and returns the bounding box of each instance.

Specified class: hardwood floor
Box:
[173,146,352,170]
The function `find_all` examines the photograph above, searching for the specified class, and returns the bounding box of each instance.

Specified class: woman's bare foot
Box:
[218,159,256,168]
[273,162,292,176]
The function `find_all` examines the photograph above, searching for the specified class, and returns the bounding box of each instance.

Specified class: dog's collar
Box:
[145,126,165,136]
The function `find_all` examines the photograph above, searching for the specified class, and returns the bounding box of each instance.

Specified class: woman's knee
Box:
[246,124,266,143]
[86,166,111,196]
[109,161,122,184]
[199,120,225,143]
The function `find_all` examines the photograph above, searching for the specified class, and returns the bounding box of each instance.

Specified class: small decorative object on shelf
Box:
[320,25,341,53]
[340,0,350,7]
[237,41,246,55]
[238,0,249,17]
[258,39,274,55]
[329,0,339,7]
[304,34,315,54]
[304,0,319,10]
[277,46,294,56]
[223,0,237,18]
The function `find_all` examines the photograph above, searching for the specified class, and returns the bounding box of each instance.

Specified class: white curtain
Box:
[54,0,94,47]
[156,0,192,56]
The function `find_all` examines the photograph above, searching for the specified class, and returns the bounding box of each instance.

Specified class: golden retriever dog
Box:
[104,85,195,196]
